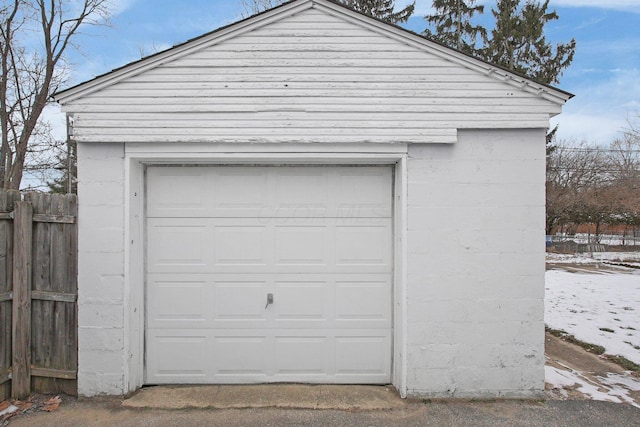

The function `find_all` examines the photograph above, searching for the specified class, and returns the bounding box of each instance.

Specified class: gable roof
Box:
[53,0,572,105]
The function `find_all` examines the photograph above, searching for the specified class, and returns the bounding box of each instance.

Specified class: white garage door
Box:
[145,165,393,384]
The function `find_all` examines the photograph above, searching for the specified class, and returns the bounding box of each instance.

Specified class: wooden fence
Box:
[0,190,77,400]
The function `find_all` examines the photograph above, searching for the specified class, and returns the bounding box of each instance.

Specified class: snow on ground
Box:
[545,252,640,406]
[546,251,640,265]
[545,267,640,365]
[545,363,640,408]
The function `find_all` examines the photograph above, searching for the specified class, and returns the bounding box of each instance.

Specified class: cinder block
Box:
[521,366,546,390]
[79,348,125,374]
[78,274,124,304]
[407,343,458,369]
[407,368,456,396]
[78,301,124,328]
[79,252,124,275]
[79,181,125,206]
[78,204,124,225]
[77,141,124,160]
[78,327,124,351]
[77,372,124,397]
[78,159,125,183]
[407,321,469,346]
[454,366,523,393]
[79,225,124,253]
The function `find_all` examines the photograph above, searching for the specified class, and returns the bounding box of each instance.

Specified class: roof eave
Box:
[53,0,314,103]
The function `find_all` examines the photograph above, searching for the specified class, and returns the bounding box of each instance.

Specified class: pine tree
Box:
[481,0,575,85]
[423,0,487,55]
[47,140,77,194]
[341,0,415,24]
[241,0,415,24]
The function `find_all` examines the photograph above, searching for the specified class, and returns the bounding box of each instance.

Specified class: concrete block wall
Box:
[77,142,126,396]
[405,128,547,398]
[74,129,546,397]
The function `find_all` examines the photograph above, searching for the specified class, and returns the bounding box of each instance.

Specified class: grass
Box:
[605,355,640,372]
[547,327,605,354]
[546,327,640,374]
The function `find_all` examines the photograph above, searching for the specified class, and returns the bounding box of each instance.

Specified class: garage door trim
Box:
[121,150,408,396]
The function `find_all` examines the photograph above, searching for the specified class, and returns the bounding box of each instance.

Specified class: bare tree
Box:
[547,132,640,244]
[0,0,111,190]
[546,141,608,235]
[606,126,640,236]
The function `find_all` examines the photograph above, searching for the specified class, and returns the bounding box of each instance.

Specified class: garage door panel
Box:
[335,280,390,321]
[146,165,393,384]
[148,273,390,330]
[335,335,391,375]
[146,167,209,217]
[213,225,269,266]
[147,222,209,268]
[147,329,391,383]
[335,169,392,218]
[212,335,270,375]
[213,168,269,214]
[274,336,331,375]
[275,226,328,265]
[214,281,269,321]
[147,166,391,218]
[148,218,392,274]
[335,224,392,266]
[146,333,209,382]
[274,169,329,211]
[147,279,208,324]
[273,281,330,321]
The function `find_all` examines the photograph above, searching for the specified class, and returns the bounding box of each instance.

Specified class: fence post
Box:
[12,201,32,399]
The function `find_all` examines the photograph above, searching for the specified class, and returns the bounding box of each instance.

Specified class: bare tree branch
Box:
[0,0,111,190]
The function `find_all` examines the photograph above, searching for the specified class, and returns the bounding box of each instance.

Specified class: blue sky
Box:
[52,0,640,145]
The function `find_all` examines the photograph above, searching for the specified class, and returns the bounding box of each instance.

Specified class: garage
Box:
[53,0,571,397]
[144,165,393,384]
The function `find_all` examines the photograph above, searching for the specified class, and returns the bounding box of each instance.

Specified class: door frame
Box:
[123,143,409,397]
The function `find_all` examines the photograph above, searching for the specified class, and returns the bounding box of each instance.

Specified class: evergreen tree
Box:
[342,0,415,24]
[241,0,415,24]
[481,0,575,85]
[423,0,486,55]
[47,140,77,194]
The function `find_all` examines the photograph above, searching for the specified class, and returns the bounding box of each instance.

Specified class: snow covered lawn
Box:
[545,252,640,407]
[545,268,640,364]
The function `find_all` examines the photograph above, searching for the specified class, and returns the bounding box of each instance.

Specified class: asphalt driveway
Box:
[5,389,640,427]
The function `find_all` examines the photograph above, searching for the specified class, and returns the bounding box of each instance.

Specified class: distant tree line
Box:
[546,122,640,241]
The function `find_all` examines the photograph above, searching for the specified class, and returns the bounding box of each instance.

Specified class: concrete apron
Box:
[122,385,405,410]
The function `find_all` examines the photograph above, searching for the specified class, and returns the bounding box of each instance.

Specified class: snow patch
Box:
[546,364,640,408]
[545,268,640,364]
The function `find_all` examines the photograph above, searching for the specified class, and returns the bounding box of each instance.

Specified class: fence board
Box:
[0,190,20,400]
[12,201,33,399]
[26,192,78,396]
[0,191,78,399]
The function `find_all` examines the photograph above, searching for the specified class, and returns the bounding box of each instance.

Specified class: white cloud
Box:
[551,0,640,12]
[552,68,640,144]
[551,113,627,145]
[106,0,136,16]
[40,104,68,142]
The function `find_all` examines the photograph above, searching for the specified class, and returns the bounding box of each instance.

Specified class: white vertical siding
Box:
[64,6,559,144]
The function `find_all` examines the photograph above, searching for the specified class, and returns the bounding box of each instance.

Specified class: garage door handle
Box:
[265,293,274,309]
